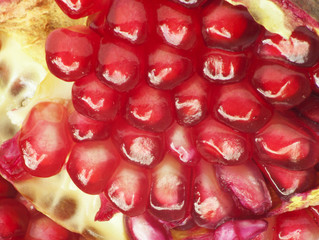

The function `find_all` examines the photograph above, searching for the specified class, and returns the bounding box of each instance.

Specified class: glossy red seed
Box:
[194,116,251,165]
[258,27,319,67]
[72,73,122,122]
[95,194,119,221]
[165,122,200,166]
[107,0,148,44]
[112,118,165,168]
[126,83,174,132]
[211,82,272,133]
[0,198,30,239]
[216,161,272,215]
[149,154,191,222]
[0,176,16,198]
[147,45,193,90]
[87,11,108,36]
[25,213,74,240]
[96,39,144,92]
[156,4,196,50]
[192,160,235,229]
[214,219,268,240]
[297,94,319,123]
[68,110,110,142]
[124,213,172,240]
[105,162,150,216]
[170,0,207,8]
[258,163,316,198]
[274,209,319,240]
[252,63,311,110]
[200,48,248,84]
[310,64,319,94]
[45,26,100,81]
[19,102,72,177]
[201,1,260,51]
[67,140,120,195]
[174,74,209,127]
[254,113,319,170]
[55,0,111,19]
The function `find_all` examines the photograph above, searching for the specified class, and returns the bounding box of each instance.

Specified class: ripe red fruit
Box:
[72,73,122,122]
[171,0,207,8]
[0,176,16,198]
[45,26,100,81]
[0,198,30,239]
[296,94,319,123]
[67,140,120,194]
[126,83,174,132]
[19,102,72,177]
[112,118,165,168]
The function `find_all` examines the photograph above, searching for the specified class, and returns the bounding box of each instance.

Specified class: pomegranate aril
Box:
[126,83,174,132]
[274,209,319,240]
[149,154,191,222]
[252,63,311,110]
[310,65,319,94]
[72,73,122,122]
[216,161,272,215]
[107,0,148,44]
[0,176,16,198]
[165,122,200,166]
[87,11,108,36]
[200,48,248,84]
[214,219,268,240]
[105,162,150,216]
[112,118,165,168]
[124,213,172,240]
[25,213,76,240]
[192,160,236,229]
[194,116,251,165]
[45,26,100,81]
[19,102,72,178]
[254,112,319,170]
[54,0,111,19]
[296,94,319,124]
[147,45,193,90]
[68,110,110,142]
[156,4,197,50]
[258,27,319,67]
[67,140,119,195]
[201,1,260,51]
[174,74,209,127]
[0,198,30,239]
[258,163,316,198]
[170,0,207,8]
[96,39,145,92]
[211,82,272,133]
[95,194,119,221]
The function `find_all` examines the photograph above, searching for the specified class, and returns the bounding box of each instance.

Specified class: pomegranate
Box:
[1,0,319,239]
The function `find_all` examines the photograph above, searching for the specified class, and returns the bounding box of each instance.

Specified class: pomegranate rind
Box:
[226,0,319,38]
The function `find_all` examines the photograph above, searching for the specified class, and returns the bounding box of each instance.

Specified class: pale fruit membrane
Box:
[1,0,319,240]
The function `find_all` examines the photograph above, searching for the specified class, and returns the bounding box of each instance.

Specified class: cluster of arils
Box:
[4,0,319,238]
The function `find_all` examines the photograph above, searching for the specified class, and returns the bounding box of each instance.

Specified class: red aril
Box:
[124,213,172,240]
[258,27,319,67]
[45,26,100,81]
[170,0,207,8]
[310,64,319,94]
[112,118,165,168]
[200,48,248,84]
[96,39,145,92]
[0,176,16,198]
[194,116,251,165]
[72,73,122,122]
[296,94,319,123]
[107,0,148,44]
[19,102,72,177]
[105,162,150,216]
[216,161,272,215]
[149,154,191,222]
[67,140,120,194]
[165,122,200,166]
[211,82,273,133]
[0,198,30,239]
[201,1,260,51]
[147,45,193,90]
[214,219,268,240]
[254,112,319,170]
[252,62,311,110]
[192,160,236,229]
[68,110,111,142]
[156,4,197,50]
[258,163,317,198]
[125,83,174,132]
